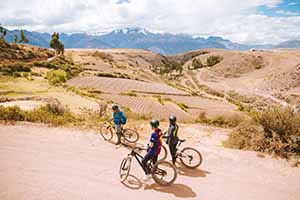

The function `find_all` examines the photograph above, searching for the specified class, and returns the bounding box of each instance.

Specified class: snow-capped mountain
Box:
[3,27,286,55]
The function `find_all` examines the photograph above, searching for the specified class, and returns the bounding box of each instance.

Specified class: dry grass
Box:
[224,106,300,158]
[195,112,244,128]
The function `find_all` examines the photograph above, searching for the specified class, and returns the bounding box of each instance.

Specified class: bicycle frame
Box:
[129,149,151,174]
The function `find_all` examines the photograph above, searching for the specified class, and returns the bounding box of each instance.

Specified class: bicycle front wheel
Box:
[100,123,113,141]
[122,128,139,143]
[119,157,132,182]
[179,147,202,169]
[152,161,177,186]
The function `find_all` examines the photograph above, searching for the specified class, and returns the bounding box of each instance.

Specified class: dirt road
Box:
[0,124,299,200]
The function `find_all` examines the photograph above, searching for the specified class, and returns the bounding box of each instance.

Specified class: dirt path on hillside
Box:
[0,124,299,200]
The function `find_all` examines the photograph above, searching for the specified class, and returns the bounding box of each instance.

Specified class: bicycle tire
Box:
[100,122,113,141]
[158,145,167,161]
[179,147,203,169]
[152,161,177,186]
[119,157,131,182]
[122,128,139,143]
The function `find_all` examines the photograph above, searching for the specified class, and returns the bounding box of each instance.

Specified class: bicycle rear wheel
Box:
[100,122,113,141]
[119,157,132,182]
[152,161,177,186]
[122,128,139,143]
[158,145,167,161]
[179,147,202,169]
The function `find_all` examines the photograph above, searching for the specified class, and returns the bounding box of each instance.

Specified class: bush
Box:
[47,69,67,85]
[191,58,204,69]
[0,63,31,76]
[225,106,300,158]
[92,51,113,62]
[206,55,223,67]
[0,106,24,121]
[0,105,77,126]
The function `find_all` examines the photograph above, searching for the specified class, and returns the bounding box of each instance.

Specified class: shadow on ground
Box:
[144,183,197,198]
[121,174,143,190]
[176,163,211,178]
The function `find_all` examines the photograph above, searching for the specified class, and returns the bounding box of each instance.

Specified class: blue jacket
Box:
[148,128,162,156]
[112,111,127,125]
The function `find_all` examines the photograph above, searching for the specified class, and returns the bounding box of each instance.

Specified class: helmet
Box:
[112,104,119,110]
[169,115,177,123]
[150,119,160,128]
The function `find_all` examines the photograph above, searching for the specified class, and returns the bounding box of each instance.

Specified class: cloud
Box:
[1,0,299,44]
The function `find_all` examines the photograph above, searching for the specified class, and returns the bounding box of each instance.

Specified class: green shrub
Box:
[0,106,24,121]
[225,106,300,158]
[47,69,67,85]
[206,55,223,67]
[191,58,204,69]
[177,103,189,112]
[0,63,31,76]
[122,91,137,97]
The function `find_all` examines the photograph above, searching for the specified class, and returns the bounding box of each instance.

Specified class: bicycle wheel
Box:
[158,145,167,161]
[122,128,139,143]
[100,123,113,141]
[152,161,177,186]
[119,157,131,182]
[179,147,202,169]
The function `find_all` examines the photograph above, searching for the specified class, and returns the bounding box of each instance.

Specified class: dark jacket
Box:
[165,123,179,145]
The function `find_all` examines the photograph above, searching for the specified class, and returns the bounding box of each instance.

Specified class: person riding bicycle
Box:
[112,104,127,145]
[142,119,162,181]
[164,115,179,165]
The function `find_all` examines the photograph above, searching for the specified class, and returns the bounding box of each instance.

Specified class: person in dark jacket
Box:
[164,115,179,165]
[112,104,127,145]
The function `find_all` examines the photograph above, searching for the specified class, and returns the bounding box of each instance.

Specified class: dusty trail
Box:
[0,124,299,200]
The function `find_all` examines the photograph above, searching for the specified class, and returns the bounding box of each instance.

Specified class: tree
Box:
[19,30,29,43]
[13,35,18,44]
[50,32,64,56]
[0,24,7,41]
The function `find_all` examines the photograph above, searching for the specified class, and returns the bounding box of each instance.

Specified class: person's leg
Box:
[115,124,122,144]
[142,153,153,175]
[169,142,177,165]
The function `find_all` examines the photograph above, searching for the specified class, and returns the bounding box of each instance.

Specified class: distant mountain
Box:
[3,27,297,55]
[275,40,300,48]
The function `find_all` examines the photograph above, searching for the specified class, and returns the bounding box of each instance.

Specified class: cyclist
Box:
[112,104,127,145]
[142,119,162,181]
[164,115,179,165]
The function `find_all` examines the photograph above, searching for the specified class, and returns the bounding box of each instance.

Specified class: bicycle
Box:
[119,147,177,186]
[161,138,203,169]
[100,121,139,143]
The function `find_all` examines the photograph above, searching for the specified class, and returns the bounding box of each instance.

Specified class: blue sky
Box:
[258,0,300,17]
[0,0,299,44]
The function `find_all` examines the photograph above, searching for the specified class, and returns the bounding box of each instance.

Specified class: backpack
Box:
[120,113,127,125]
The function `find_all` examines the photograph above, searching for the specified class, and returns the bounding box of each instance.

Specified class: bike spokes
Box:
[152,161,177,186]
[179,147,202,169]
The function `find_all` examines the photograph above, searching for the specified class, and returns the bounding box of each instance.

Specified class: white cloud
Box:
[1,0,299,44]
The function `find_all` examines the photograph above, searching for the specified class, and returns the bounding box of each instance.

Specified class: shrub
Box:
[225,106,300,158]
[206,55,223,67]
[177,103,189,112]
[0,63,31,76]
[122,91,137,97]
[47,69,67,85]
[0,106,24,121]
[191,58,204,69]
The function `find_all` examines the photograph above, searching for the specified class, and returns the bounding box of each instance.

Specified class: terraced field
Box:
[100,94,193,122]
[162,95,238,117]
[68,76,188,95]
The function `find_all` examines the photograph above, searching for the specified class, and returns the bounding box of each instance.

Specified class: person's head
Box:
[150,119,160,130]
[169,115,177,124]
[112,104,119,112]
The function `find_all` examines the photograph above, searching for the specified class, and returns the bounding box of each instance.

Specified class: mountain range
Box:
[3,27,300,55]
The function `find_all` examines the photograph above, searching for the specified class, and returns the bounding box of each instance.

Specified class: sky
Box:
[0,0,299,44]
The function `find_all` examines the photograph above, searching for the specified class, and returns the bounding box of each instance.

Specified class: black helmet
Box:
[150,119,160,128]
[169,115,177,123]
[112,104,119,110]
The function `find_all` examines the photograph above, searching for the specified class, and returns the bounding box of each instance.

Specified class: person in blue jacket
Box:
[112,104,127,145]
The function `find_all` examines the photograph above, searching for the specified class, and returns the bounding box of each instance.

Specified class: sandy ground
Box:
[0,123,299,200]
